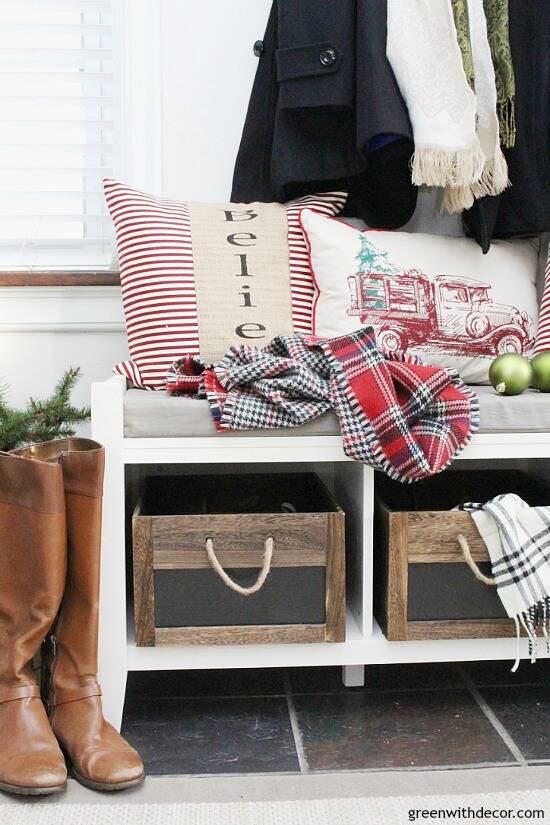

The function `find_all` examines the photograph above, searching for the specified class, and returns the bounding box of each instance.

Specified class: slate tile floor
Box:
[122,660,550,776]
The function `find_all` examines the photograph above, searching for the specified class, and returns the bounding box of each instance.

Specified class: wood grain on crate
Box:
[153,546,327,570]
[151,513,329,555]
[386,509,409,641]
[325,512,346,642]
[407,618,518,640]
[132,512,155,647]
[154,624,327,646]
[407,511,490,563]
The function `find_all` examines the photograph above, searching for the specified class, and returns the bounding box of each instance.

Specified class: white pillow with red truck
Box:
[300,209,540,384]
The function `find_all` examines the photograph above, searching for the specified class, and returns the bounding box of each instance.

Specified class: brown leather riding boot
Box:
[12,439,144,792]
[0,452,67,796]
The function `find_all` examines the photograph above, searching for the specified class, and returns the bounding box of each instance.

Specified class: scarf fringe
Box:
[511,596,550,672]
[440,184,475,214]
[471,148,510,198]
[440,148,510,214]
[410,142,486,189]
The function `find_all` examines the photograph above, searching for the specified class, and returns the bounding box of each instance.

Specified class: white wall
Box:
[0,331,128,412]
[160,0,271,201]
[0,287,128,409]
[0,0,271,421]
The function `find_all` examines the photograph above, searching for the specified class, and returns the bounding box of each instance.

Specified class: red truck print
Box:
[347,268,534,358]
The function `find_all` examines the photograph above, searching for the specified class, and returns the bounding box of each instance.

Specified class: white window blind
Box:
[0,0,117,271]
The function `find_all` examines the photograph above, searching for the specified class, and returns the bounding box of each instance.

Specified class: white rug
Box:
[5,789,550,824]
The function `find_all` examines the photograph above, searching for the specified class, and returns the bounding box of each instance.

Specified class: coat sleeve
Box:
[276,0,354,109]
[355,0,412,147]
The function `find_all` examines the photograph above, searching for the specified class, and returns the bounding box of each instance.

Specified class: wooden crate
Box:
[133,473,345,646]
[374,471,550,641]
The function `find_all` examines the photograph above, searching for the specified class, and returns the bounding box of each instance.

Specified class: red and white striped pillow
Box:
[104,179,346,390]
[533,242,550,355]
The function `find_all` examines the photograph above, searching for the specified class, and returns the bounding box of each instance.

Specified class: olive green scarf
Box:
[452,0,516,148]
[452,0,475,90]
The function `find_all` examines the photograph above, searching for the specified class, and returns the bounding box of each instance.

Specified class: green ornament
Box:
[531,352,550,392]
[489,354,532,396]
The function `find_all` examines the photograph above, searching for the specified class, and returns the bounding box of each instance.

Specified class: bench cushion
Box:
[123,386,550,438]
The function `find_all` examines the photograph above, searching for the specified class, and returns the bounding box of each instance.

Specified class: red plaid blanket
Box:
[166,327,478,482]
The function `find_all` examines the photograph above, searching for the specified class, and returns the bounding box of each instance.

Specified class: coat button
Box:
[319,47,337,67]
[253,40,264,57]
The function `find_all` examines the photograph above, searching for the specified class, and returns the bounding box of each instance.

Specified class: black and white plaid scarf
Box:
[461,494,550,669]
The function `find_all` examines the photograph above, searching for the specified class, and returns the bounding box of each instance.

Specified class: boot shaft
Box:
[0,452,66,693]
[6,440,144,791]
[55,444,105,701]
[9,439,105,701]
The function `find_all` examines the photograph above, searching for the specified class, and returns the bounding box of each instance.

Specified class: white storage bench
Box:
[91,374,550,729]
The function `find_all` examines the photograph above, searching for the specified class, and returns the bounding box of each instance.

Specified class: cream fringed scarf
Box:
[386,0,509,214]
[443,0,509,212]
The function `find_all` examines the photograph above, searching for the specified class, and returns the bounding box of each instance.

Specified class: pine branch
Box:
[0,407,34,452]
[0,368,90,451]
[53,366,81,406]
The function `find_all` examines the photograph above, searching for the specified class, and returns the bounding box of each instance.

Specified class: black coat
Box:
[232,0,550,250]
[464,0,550,246]
[231,0,418,229]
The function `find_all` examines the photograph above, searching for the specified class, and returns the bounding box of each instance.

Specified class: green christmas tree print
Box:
[355,234,399,275]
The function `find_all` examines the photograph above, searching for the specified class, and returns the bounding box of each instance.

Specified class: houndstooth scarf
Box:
[167,327,478,483]
[461,494,550,670]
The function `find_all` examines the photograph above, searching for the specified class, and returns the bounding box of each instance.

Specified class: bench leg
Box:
[342,665,365,688]
[92,377,128,730]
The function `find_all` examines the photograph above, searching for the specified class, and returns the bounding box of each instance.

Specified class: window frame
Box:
[0,0,161,287]
[0,270,120,286]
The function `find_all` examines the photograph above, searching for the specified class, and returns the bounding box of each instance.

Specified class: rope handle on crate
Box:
[205,536,274,596]
[456,534,497,587]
